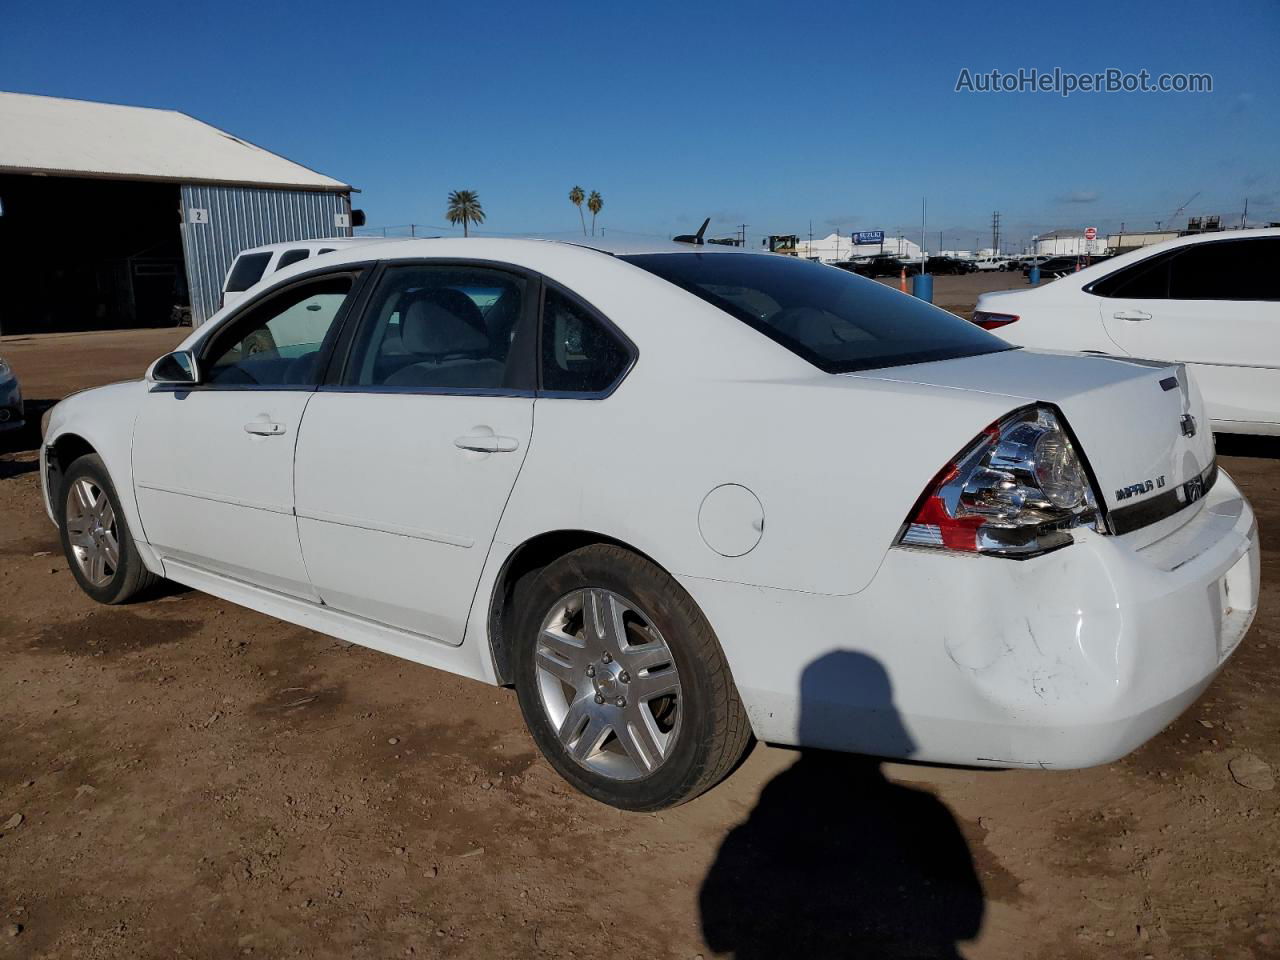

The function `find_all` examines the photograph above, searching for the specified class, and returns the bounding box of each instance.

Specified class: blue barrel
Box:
[911,273,933,303]
[1029,266,1041,285]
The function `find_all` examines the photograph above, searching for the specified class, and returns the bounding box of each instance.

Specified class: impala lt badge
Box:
[1116,475,1166,501]
[1181,413,1197,437]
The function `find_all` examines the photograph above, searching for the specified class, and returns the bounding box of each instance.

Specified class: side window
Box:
[1087,251,1173,299]
[225,252,272,292]
[203,275,355,386]
[1168,239,1279,301]
[540,288,631,394]
[344,265,531,391]
[276,249,311,271]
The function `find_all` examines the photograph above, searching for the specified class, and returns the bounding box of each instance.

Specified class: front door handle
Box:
[244,421,287,436]
[1113,310,1152,321]
[455,434,520,453]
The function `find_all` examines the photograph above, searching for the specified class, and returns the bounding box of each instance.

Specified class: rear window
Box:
[622,253,1010,373]
[225,253,272,293]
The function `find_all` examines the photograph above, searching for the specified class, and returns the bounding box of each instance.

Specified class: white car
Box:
[40,237,1259,809]
[974,229,1280,435]
[222,236,395,311]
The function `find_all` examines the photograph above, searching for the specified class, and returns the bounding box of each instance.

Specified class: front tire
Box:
[59,453,159,604]
[512,544,752,810]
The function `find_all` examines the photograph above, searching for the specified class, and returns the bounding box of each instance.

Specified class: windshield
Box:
[622,253,1012,373]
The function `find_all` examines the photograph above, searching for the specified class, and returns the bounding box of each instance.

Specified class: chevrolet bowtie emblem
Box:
[1180,414,1197,438]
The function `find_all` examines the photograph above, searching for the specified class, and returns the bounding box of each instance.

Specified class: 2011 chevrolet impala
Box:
[40,237,1260,810]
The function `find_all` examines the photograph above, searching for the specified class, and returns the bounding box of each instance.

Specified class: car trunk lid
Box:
[846,348,1215,533]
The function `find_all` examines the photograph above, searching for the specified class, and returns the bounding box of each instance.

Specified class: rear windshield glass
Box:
[622,253,1012,373]
[225,253,273,293]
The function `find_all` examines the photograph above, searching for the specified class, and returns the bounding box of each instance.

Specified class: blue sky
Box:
[3,0,1277,250]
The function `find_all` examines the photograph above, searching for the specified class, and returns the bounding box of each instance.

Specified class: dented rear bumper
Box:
[681,469,1258,768]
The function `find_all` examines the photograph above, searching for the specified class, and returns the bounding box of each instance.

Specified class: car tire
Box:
[512,544,752,811]
[58,453,159,604]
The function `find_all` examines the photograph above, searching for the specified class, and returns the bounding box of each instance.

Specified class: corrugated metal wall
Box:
[179,184,351,326]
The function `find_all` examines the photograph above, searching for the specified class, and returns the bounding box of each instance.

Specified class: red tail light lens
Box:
[971,311,1019,330]
[899,406,1100,558]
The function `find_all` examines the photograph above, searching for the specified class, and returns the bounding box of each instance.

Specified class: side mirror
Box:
[150,350,200,385]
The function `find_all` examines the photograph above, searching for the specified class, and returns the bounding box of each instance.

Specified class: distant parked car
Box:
[973,256,1016,271]
[905,256,974,276]
[1023,256,1081,278]
[0,355,23,437]
[973,228,1280,435]
[222,237,396,311]
[851,254,906,278]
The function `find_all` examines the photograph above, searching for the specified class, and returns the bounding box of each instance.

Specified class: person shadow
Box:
[699,652,984,959]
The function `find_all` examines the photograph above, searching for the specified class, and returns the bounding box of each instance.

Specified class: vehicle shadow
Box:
[1215,433,1280,460]
[699,652,984,959]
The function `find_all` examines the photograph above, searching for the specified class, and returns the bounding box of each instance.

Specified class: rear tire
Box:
[59,453,159,604]
[512,544,752,810]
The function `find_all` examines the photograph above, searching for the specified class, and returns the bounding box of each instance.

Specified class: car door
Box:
[292,262,538,644]
[132,270,364,598]
[1096,237,1280,428]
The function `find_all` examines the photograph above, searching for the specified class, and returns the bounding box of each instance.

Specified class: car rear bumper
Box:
[681,468,1258,769]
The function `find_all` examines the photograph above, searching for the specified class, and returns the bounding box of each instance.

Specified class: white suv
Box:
[222,237,394,310]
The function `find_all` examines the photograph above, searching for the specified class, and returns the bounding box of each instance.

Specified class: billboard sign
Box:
[854,231,885,245]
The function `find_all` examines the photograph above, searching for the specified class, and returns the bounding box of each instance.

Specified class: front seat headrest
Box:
[400,288,488,355]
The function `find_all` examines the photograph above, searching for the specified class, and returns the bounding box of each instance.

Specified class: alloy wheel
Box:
[64,477,119,587]
[534,588,682,781]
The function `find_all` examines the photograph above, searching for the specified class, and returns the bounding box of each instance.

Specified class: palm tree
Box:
[587,190,603,236]
[445,190,485,237]
[569,185,586,235]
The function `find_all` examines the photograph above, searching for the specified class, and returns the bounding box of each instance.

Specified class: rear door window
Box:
[622,253,1009,373]
[1168,238,1279,301]
[341,264,533,391]
[225,252,273,293]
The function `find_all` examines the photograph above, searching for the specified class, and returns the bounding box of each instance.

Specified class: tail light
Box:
[899,406,1102,558]
[972,310,1018,330]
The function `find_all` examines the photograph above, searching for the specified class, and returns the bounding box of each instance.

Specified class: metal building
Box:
[0,91,355,334]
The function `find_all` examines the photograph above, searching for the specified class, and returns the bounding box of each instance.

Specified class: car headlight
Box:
[899,405,1101,558]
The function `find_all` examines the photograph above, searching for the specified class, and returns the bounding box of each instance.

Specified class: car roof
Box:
[233,233,766,263]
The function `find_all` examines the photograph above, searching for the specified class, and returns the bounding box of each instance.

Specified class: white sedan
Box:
[40,237,1259,809]
[974,228,1280,435]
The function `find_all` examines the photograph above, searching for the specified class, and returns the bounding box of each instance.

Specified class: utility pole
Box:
[991,211,1001,256]
[1242,198,1248,228]
[737,224,748,248]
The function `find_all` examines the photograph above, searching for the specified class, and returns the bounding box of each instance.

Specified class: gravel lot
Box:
[2,276,1277,959]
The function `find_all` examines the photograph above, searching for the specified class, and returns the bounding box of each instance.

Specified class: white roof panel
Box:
[0,92,350,191]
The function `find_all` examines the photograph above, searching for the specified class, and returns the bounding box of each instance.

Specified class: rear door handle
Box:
[455,434,520,453]
[1113,310,1152,321]
[244,421,287,436]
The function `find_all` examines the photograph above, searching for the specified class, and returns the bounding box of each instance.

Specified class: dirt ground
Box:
[2,281,1278,960]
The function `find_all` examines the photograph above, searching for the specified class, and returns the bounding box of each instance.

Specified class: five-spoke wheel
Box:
[514,544,752,810]
[535,587,683,781]
[64,476,121,587]
[58,453,158,604]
